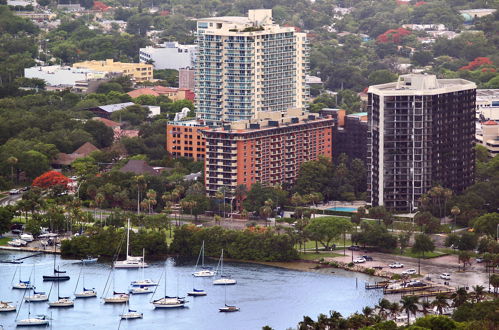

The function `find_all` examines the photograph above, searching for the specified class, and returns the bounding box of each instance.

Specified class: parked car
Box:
[9,189,20,195]
[440,273,451,280]
[20,234,34,242]
[476,258,484,263]
[362,255,373,261]
[353,257,366,263]
[347,245,361,251]
[389,262,404,268]
[20,186,30,192]
[406,280,425,288]
[402,269,417,275]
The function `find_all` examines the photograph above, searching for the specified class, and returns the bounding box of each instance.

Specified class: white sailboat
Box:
[219,284,239,313]
[48,275,74,307]
[16,287,49,327]
[0,301,16,312]
[213,250,237,285]
[192,241,216,277]
[25,263,48,302]
[130,249,157,288]
[103,266,129,303]
[152,261,187,308]
[12,264,34,290]
[120,300,143,320]
[74,260,97,298]
[114,218,148,269]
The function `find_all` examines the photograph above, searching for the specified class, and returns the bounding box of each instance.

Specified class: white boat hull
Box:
[48,299,74,307]
[0,302,16,312]
[12,283,34,290]
[17,318,49,326]
[187,291,207,296]
[120,312,143,319]
[74,291,97,298]
[103,295,129,303]
[153,302,185,308]
[130,280,158,287]
[153,297,186,308]
[213,278,237,285]
[114,262,148,269]
[25,294,48,302]
[193,270,216,277]
[129,287,152,295]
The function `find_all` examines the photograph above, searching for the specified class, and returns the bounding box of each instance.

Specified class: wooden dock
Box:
[383,284,435,294]
[365,281,389,289]
[401,289,454,298]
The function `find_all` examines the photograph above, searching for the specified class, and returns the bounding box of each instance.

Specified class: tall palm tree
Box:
[376,298,391,320]
[431,293,450,315]
[234,184,247,212]
[450,206,460,231]
[6,156,17,183]
[400,296,419,325]
[419,301,431,316]
[451,287,468,307]
[260,199,274,227]
[472,285,485,303]
[145,189,157,214]
[388,302,400,320]
[95,192,105,224]
[362,306,373,318]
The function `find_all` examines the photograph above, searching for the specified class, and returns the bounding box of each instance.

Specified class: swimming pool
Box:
[327,207,357,212]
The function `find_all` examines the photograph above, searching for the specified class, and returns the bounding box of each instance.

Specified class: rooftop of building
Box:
[349,112,368,117]
[477,89,499,99]
[368,74,476,94]
[94,102,135,113]
[168,120,207,127]
[483,120,498,126]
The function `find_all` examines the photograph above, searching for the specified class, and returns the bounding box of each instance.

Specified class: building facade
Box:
[202,109,333,197]
[179,68,195,90]
[24,65,107,87]
[367,74,476,212]
[73,59,153,82]
[476,120,499,156]
[196,9,309,126]
[139,42,197,70]
[166,120,208,161]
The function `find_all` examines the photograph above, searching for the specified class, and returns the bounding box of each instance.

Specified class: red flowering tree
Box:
[32,171,72,190]
[459,57,494,71]
[377,28,411,44]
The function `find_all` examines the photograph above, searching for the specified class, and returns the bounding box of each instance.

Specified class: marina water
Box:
[0,251,383,329]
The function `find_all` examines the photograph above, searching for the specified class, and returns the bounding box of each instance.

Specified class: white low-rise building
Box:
[24,65,107,87]
[139,42,197,70]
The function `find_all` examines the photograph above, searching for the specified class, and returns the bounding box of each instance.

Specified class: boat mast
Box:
[126,218,130,259]
[201,241,205,268]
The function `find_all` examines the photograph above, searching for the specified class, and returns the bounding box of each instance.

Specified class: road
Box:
[0,192,22,206]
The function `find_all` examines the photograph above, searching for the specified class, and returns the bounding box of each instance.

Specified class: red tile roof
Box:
[93,117,121,128]
[483,120,498,125]
[127,88,160,98]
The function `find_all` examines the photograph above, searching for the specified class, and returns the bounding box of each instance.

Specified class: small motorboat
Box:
[103,292,129,304]
[8,239,27,247]
[130,279,158,287]
[129,286,152,295]
[120,309,143,320]
[17,315,49,327]
[0,301,16,312]
[12,280,34,290]
[213,277,237,285]
[80,257,98,264]
[74,288,97,298]
[25,291,48,302]
[219,304,240,312]
[187,288,207,297]
[48,297,74,307]
[193,269,216,277]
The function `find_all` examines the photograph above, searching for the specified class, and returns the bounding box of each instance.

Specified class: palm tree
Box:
[95,192,105,225]
[376,298,391,320]
[431,293,450,315]
[419,301,431,316]
[472,285,485,303]
[451,287,468,307]
[259,199,274,227]
[145,189,157,214]
[450,206,460,232]
[362,306,373,318]
[234,184,247,212]
[400,296,419,325]
[388,302,400,320]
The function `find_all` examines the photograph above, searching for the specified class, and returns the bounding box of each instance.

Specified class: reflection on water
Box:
[0,251,383,329]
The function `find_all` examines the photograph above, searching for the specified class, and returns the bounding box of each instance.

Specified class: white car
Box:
[402,269,417,275]
[353,257,366,263]
[440,273,451,280]
[389,262,404,268]
[9,189,20,195]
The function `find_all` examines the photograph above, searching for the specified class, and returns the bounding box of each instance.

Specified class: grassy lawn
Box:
[394,249,447,259]
[0,237,12,245]
[297,239,353,251]
[0,193,6,199]
[299,252,343,260]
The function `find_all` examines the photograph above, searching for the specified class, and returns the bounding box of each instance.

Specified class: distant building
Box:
[401,24,446,31]
[73,59,153,82]
[24,65,107,88]
[476,120,499,156]
[202,109,333,197]
[476,89,499,121]
[179,68,195,90]
[196,9,309,126]
[368,74,476,212]
[85,102,135,118]
[119,160,159,176]
[460,8,497,23]
[127,86,194,102]
[52,142,99,167]
[139,42,197,70]
[166,120,208,161]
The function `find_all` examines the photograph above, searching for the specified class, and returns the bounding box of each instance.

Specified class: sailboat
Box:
[74,259,97,298]
[0,301,16,312]
[43,243,70,281]
[130,249,157,289]
[152,261,187,308]
[219,284,239,313]
[16,287,49,327]
[25,263,48,302]
[120,300,143,320]
[192,241,216,277]
[103,266,129,303]
[114,218,148,269]
[212,250,236,285]
[12,264,34,290]
[48,271,74,307]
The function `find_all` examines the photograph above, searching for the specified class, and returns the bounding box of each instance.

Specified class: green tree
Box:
[0,207,13,235]
[305,217,351,251]
[83,120,114,148]
[412,233,435,274]
[430,293,450,315]
[458,251,473,271]
[400,296,419,326]
[472,213,499,238]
